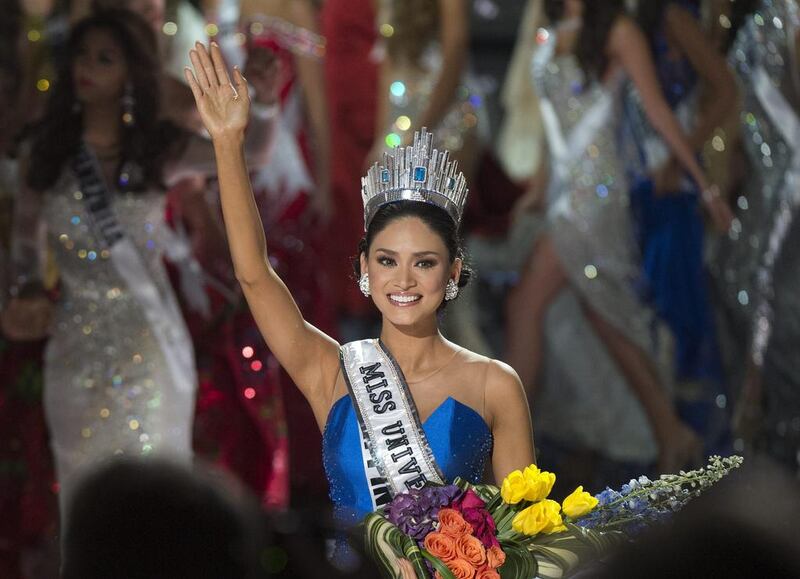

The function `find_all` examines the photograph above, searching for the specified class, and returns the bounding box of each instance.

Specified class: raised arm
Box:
[609,16,732,232]
[412,0,469,133]
[184,42,341,415]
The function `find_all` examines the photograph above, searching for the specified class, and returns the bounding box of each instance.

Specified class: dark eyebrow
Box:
[374,248,441,257]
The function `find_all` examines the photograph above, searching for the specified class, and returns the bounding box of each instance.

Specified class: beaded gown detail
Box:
[322,395,492,524]
[712,0,800,466]
[529,31,669,464]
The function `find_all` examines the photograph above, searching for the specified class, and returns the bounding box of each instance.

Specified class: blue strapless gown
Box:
[322,396,493,525]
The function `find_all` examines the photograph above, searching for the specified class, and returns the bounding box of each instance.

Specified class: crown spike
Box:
[361,128,469,230]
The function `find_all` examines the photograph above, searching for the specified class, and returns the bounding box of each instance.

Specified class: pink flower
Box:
[452,489,500,549]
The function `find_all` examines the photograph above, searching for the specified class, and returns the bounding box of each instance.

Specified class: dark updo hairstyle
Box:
[26,9,172,193]
[544,0,626,82]
[353,201,473,301]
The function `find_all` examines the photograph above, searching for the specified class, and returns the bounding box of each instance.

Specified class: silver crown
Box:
[361,128,469,230]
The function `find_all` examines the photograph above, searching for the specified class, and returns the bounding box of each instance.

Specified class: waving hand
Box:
[185,42,250,139]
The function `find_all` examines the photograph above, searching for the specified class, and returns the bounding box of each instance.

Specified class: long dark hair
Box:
[26,10,169,193]
[544,0,626,81]
[353,201,473,298]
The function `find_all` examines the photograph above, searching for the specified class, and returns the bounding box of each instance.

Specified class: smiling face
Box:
[72,28,129,107]
[361,216,461,330]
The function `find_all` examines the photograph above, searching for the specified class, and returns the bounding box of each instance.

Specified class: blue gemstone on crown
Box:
[381,169,390,183]
[413,166,427,182]
[446,177,455,189]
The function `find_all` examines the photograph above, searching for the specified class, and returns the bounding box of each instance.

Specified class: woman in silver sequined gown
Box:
[2,12,275,516]
[506,0,732,472]
[712,0,800,468]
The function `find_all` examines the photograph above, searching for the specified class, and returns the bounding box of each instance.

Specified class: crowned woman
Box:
[183,42,535,550]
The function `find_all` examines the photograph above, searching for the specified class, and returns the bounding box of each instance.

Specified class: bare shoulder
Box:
[455,349,524,398]
[609,14,645,48]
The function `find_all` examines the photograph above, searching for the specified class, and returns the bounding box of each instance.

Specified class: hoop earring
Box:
[359,273,370,297]
[444,279,459,301]
[121,83,135,126]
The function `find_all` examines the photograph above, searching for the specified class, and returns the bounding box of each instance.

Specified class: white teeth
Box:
[389,294,421,303]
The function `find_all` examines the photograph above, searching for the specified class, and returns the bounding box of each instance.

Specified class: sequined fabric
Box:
[322,396,492,525]
[532,35,655,354]
[711,0,800,465]
[37,172,195,513]
[382,46,482,154]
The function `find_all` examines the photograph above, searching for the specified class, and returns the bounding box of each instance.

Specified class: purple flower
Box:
[386,486,461,541]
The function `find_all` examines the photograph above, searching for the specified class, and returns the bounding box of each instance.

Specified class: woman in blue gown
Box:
[622,0,736,452]
[181,42,535,536]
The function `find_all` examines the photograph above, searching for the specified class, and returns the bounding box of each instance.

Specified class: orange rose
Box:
[475,566,501,579]
[486,545,506,569]
[455,534,486,567]
[445,558,477,579]
[424,532,457,562]
[438,508,473,538]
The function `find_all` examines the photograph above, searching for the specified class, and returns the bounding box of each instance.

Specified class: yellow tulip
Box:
[500,470,529,504]
[511,499,565,536]
[522,466,556,502]
[561,486,599,519]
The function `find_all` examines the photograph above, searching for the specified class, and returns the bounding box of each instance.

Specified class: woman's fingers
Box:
[209,42,231,86]
[232,65,248,94]
[183,66,203,101]
[194,42,220,87]
[189,48,211,89]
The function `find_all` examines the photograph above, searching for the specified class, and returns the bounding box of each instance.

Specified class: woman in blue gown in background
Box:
[623,0,736,453]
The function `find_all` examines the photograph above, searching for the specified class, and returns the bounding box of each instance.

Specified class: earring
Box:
[121,83,135,126]
[358,273,370,297]
[444,279,459,301]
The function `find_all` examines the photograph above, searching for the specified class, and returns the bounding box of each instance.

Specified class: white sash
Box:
[73,145,196,395]
[532,30,615,184]
[340,339,445,510]
[749,62,800,365]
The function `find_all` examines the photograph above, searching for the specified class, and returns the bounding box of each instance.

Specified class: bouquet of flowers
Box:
[361,455,743,578]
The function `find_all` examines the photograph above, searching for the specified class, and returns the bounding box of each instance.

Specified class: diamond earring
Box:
[359,273,370,297]
[444,279,459,301]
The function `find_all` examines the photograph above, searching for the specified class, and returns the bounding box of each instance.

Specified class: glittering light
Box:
[390,81,406,97]
[82,428,92,438]
[244,387,256,399]
[773,17,783,29]
[385,133,402,148]
[760,143,771,157]
[88,250,97,261]
[112,375,123,387]
[129,419,140,430]
[36,79,50,92]
[205,23,219,37]
[715,394,727,409]
[235,32,246,46]
[395,115,411,131]
[251,360,263,372]
[100,408,110,418]
[121,113,134,125]
[468,94,483,108]
[745,112,756,126]
[242,346,254,358]
[133,353,143,363]
[712,136,725,152]
[59,234,69,243]
[78,249,88,259]
[718,15,731,29]
[27,29,42,42]
[584,265,598,279]
[474,0,500,19]
[737,196,749,210]
[596,184,608,198]
[463,113,478,128]
[380,23,395,37]
[250,22,264,35]
[162,21,178,35]
[74,190,83,200]
[536,28,549,44]
[737,290,749,306]
[71,215,81,225]
[754,13,764,27]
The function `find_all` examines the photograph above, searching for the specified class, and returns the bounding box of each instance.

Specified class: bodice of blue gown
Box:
[322,395,493,525]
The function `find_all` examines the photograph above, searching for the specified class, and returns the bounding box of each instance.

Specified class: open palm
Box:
[185,42,250,139]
